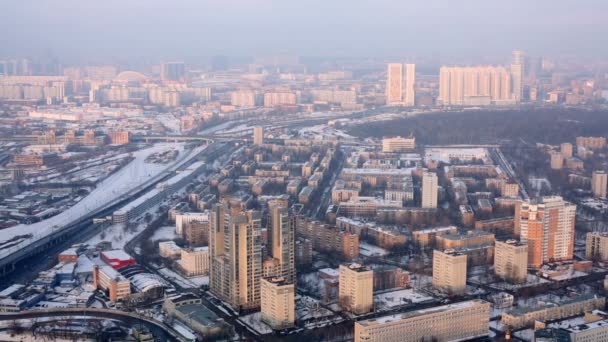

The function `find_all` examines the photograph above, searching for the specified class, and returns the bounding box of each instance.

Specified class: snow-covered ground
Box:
[359,242,389,257]
[374,288,434,310]
[150,225,177,242]
[239,312,273,335]
[0,143,206,258]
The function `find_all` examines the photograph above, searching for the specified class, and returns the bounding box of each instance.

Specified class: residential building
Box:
[354,300,490,342]
[586,232,608,261]
[432,249,467,294]
[209,202,262,310]
[502,295,605,330]
[260,277,295,330]
[494,240,528,283]
[253,126,264,145]
[511,51,524,103]
[518,196,576,268]
[592,170,607,199]
[422,172,438,208]
[439,66,514,106]
[267,202,295,283]
[339,263,373,315]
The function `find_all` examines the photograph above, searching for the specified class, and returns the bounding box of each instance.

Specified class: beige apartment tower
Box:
[403,63,415,106]
[432,249,467,294]
[339,263,373,315]
[385,63,415,106]
[422,172,438,208]
[494,240,528,283]
[439,66,513,106]
[386,63,403,105]
[592,170,607,198]
[209,202,262,310]
[260,277,295,330]
[253,126,264,145]
[518,196,576,268]
[354,300,490,342]
[511,51,524,103]
[268,201,295,283]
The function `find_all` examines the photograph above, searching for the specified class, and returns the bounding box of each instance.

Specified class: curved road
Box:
[0,308,186,342]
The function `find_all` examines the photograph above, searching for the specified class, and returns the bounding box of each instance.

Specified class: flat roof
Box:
[358,300,487,326]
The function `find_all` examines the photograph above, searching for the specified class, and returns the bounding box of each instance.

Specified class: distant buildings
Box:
[438,66,514,106]
[576,136,606,150]
[432,249,467,294]
[385,63,415,106]
[421,172,438,208]
[494,240,528,283]
[381,136,415,153]
[511,51,524,103]
[253,126,264,145]
[260,277,295,330]
[518,196,576,268]
[160,62,186,83]
[263,92,297,107]
[339,263,373,315]
[354,300,490,342]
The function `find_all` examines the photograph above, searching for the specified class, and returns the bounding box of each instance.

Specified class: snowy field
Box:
[0,143,206,258]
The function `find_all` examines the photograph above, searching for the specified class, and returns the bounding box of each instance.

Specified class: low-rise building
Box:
[354,300,490,342]
[502,295,606,330]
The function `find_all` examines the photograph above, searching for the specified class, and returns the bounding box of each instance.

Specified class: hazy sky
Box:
[2,0,607,63]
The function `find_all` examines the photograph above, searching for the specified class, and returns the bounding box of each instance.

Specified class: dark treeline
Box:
[348,108,608,145]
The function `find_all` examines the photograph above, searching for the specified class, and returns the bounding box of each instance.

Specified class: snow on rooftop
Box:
[101,249,133,261]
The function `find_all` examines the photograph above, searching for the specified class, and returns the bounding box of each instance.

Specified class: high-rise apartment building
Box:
[586,232,608,261]
[432,249,467,294]
[231,90,257,107]
[260,277,295,330]
[403,64,415,106]
[253,126,264,145]
[386,63,403,105]
[267,202,295,283]
[494,240,528,284]
[354,300,490,342]
[518,196,576,268]
[385,63,415,106]
[339,263,373,315]
[511,51,525,103]
[422,172,438,208]
[160,62,186,83]
[439,66,513,106]
[592,170,607,199]
[209,202,262,310]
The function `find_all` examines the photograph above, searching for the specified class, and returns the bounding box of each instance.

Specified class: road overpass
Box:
[0,143,214,276]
